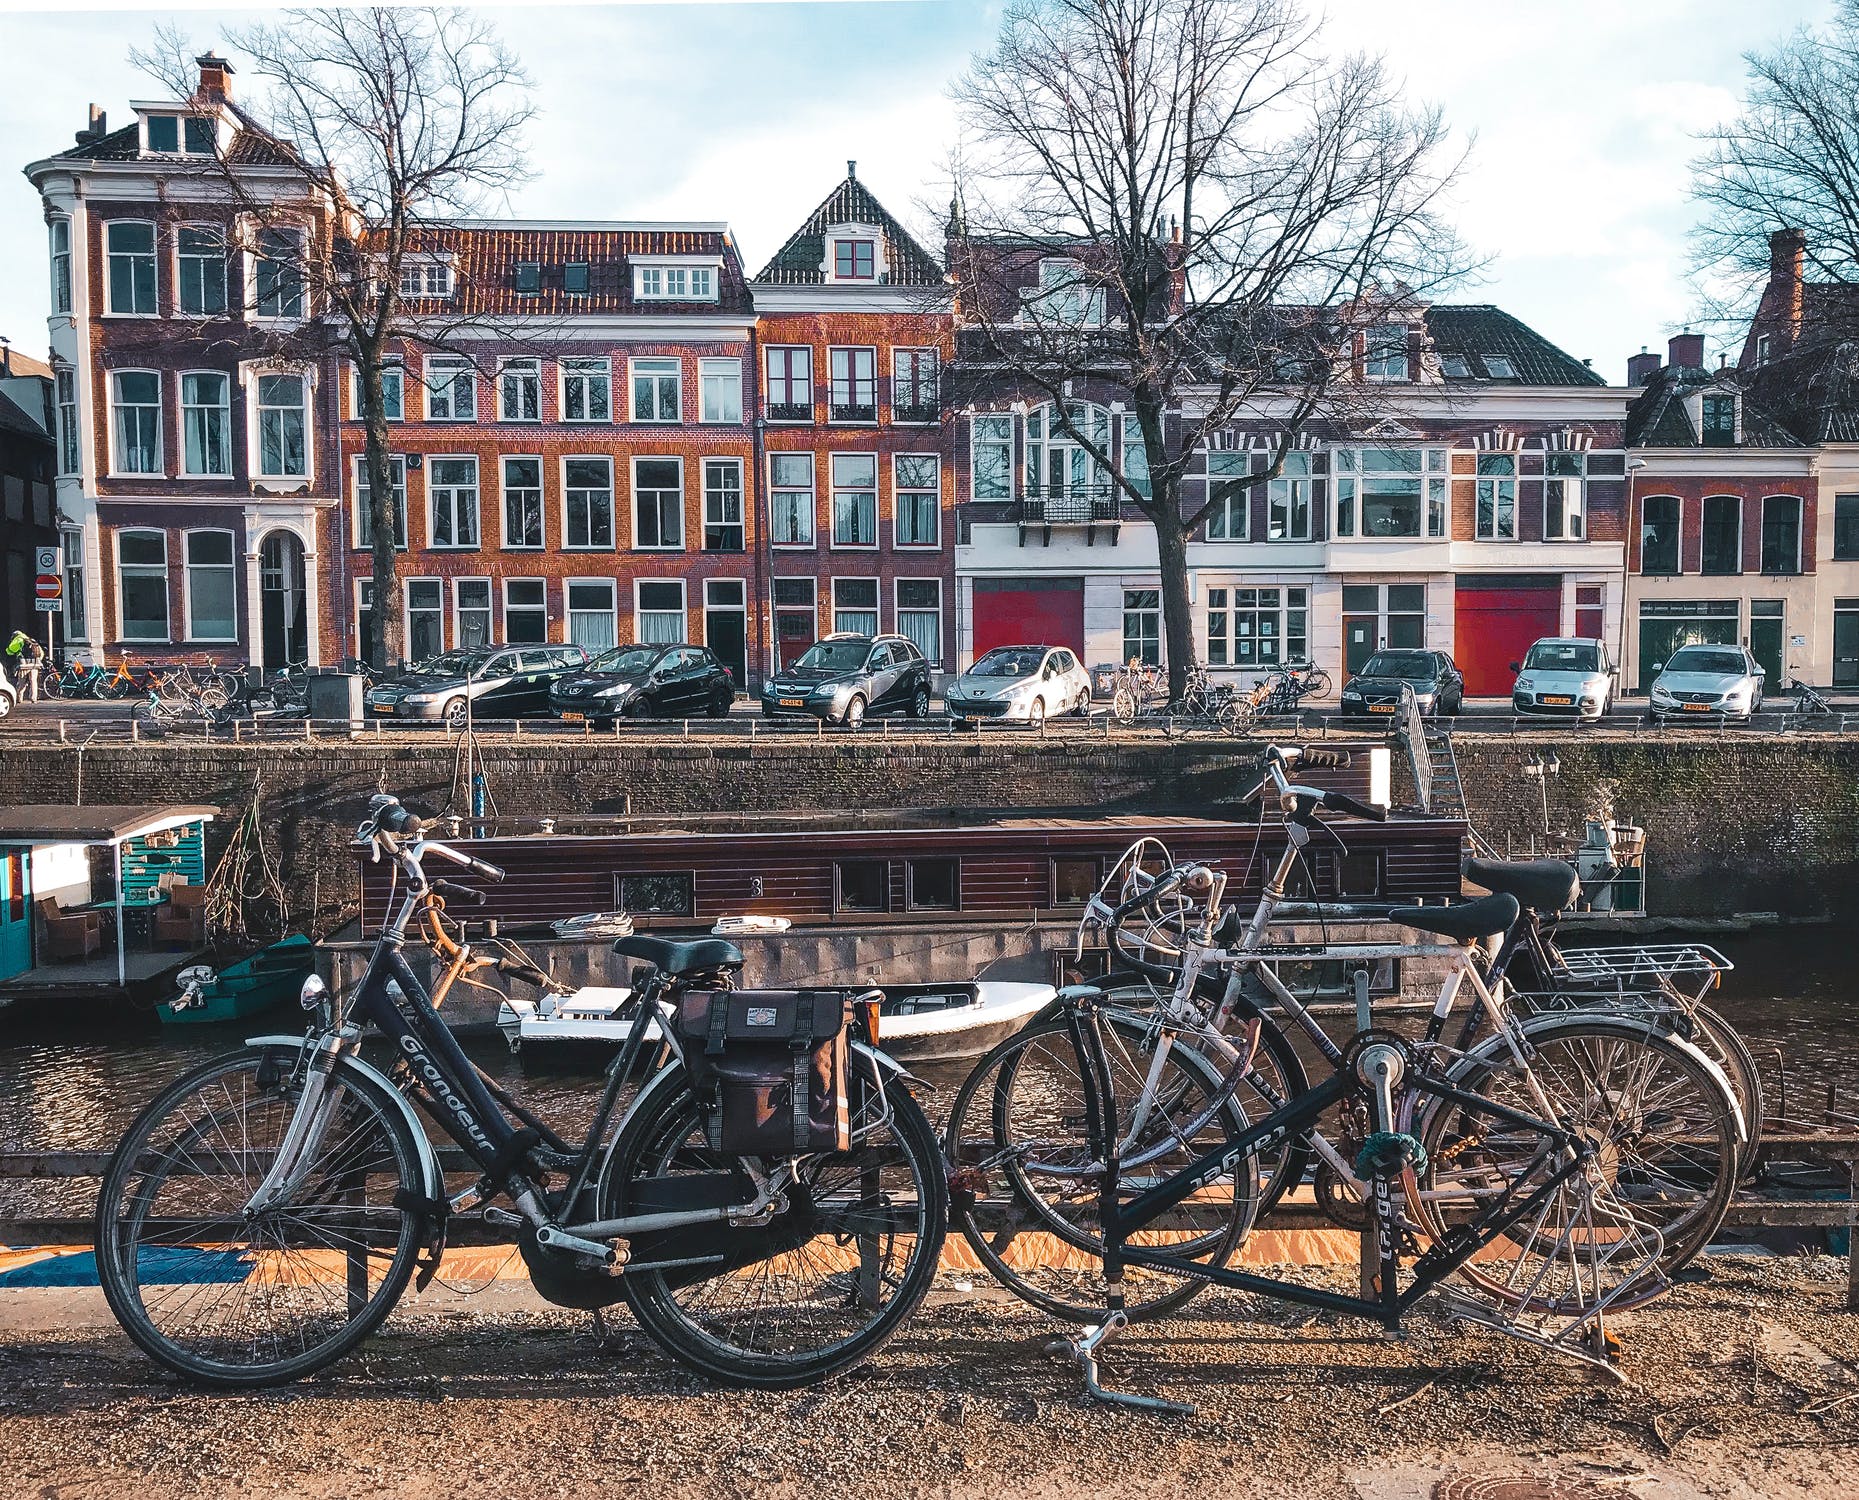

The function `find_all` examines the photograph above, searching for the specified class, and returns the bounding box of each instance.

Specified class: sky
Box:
[0,0,1833,384]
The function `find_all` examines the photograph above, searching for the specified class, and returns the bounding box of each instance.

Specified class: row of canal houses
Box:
[26,54,1859,697]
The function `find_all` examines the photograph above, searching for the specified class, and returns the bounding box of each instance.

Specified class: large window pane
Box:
[184,531,236,640]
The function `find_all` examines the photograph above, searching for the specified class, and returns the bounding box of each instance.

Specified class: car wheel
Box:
[441,698,468,730]
[1075,690,1092,716]
[624,696,652,719]
[706,693,731,719]
[909,684,930,718]
[843,694,866,729]
[0,692,12,719]
[1028,697,1046,729]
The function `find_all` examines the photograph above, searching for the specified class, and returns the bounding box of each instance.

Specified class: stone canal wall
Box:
[1,730,1854,923]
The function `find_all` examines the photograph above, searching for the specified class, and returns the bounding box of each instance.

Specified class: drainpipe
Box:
[1621,458,1645,691]
[749,322,772,685]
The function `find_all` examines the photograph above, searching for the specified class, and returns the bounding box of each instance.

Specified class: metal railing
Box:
[1015,486,1120,525]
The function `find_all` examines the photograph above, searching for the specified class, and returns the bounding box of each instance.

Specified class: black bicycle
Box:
[94,794,945,1389]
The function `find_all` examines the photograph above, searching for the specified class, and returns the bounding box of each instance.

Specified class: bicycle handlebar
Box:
[1320,789,1387,822]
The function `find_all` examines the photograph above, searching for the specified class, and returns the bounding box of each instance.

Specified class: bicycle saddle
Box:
[613,934,744,975]
[1387,892,1520,941]
[1462,857,1579,915]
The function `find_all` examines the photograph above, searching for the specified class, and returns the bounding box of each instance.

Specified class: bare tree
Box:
[1691,0,1859,336]
[947,0,1468,696]
[136,9,535,669]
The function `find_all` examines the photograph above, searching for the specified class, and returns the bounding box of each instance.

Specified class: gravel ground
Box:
[1,1255,1856,1499]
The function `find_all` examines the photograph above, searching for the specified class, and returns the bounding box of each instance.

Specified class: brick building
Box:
[0,346,58,648]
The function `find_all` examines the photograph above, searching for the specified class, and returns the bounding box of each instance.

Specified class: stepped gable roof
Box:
[753,170,944,287]
[1422,305,1605,387]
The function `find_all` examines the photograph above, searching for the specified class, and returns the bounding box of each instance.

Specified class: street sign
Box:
[34,546,58,574]
[35,600,62,613]
[35,574,60,600]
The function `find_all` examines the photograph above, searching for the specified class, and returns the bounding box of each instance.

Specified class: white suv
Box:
[1510,638,1615,719]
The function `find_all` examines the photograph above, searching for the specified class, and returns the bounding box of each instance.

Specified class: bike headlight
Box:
[299,973,334,1027]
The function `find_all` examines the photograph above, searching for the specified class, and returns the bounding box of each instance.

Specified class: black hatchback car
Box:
[1338,649,1464,717]
[365,644,589,727]
[549,643,735,725]
[759,633,933,727]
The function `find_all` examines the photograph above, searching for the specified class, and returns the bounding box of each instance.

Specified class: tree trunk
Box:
[1153,502,1197,702]
[357,357,401,671]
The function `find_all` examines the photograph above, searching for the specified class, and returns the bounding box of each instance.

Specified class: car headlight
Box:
[1341,689,1361,701]
[1651,685,1674,704]
[596,681,633,698]
[402,691,437,705]
[1514,676,1535,693]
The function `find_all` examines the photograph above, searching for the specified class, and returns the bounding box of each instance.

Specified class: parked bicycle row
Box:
[91,749,1765,1411]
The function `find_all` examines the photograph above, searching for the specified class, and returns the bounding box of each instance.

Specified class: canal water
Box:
[1,926,1853,1170]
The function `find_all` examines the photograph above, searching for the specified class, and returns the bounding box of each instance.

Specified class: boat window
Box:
[1335,851,1383,898]
[617,872,693,916]
[836,861,889,913]
[1052,857,1100,905]
[907,858,958,910]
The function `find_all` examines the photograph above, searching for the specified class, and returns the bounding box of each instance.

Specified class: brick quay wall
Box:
[0,731,1852,923]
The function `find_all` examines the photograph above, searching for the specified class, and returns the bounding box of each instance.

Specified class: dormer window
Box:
[834,239,876,280]
[514,262,541,295]
[1701,392,1737,446]
[634,262,717,301]
[1438,354,1471,379]
[1029,259,1105,327]
[1364,325,1409,380]
[1481,354,1517,380]
[398,260,453,299]
[563,262,590,294]
[143,113,215,155]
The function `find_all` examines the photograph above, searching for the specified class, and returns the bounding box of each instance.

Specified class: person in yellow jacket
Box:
[5,630,43,702]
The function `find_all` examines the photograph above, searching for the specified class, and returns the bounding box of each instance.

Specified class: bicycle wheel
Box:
[1686,1002,1765,1175]
[945,1012,1256,1324]
[95,1045,426,1387]
[1111,686,1137,724]
[600,1059,945,1389]
[1411,1015,1739,1309]
[1304,668,1331,698]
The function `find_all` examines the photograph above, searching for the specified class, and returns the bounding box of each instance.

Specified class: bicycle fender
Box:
[854,1039,931,1092]
[245,1035,445,1202]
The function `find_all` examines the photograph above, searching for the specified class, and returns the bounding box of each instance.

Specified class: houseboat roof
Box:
[0,805,217,845]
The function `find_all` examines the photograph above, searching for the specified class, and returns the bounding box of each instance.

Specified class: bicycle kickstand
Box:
[1048,1307,1197,1417]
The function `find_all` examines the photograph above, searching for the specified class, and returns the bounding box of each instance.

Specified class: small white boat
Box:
[496,979,1052,1063]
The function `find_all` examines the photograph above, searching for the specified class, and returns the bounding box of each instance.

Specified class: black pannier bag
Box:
[673,990,851,1155]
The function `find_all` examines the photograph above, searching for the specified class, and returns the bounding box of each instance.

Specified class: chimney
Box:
[196,52,234,99]
[1667,330,1705,369]
[1770,226,1806,349]
[846,159,857,181]
[76,104,107,145]
[1626,345,1661,387]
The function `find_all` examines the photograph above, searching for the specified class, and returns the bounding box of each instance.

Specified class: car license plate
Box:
[1368,703,1396,714]
[1682,703,1710,712]
[371,703,392,714]
[1542,694,1572,706]
[560,711,585,723]
[780,698,805,708]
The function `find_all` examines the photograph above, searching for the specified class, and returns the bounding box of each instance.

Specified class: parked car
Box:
[1338,649,1464,716]
[365,644,589,726]
[759,633,933,727]
[550,643,734,724]
[945,645,1092,726]
[1648,643,1765,721]
[1510,637,1616,719]
[0,663,14,719]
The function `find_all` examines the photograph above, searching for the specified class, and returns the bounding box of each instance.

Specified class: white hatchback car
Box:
[945,645,1093,726]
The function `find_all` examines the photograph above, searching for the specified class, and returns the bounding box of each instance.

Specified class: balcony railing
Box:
[1015,486,1120,525]
[891,398,940,424]
[830,400,877,423]
[764,400,812,422]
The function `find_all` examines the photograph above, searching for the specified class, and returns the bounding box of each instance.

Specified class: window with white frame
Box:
[429,457,480,548]
[499,358,540,421]
[177,226,227,316]
[567,579,616,651]
[633,458,683,549]
[255,373,308,478]
[354,579,375,656]
[1206,586,1307,667]
[1332,446,1448,539]
[405,578,444,661]
[504,577,548,643]
[631,357,681,422]
[1268,451,1313,540]
[703,459,743,551]
[564,457,614,548]
[254,228,304,319]
[1026,403,1108,503]
[398,260,453,299]
[561,358,611,422]
[1204,452,1249,540]
[118,529,169,640]
[354,455,407,550]
[48,219,71,315]
[829,347,877,422]
[633,263,716,301]
[831,454,878,546]
[106,222,156,315]
[894,454,939,546]
[1364,324,1409,381]
[832,577,879,636]
[770,453,815,546]
[893,349,939,422]
[455,578,492,649]
[700,359,742,423]
[55,370,78,475]
[1122,589,1160,665]
[501,456,544,549]
[1120,414,1152,499]
[62,532,86,641]
[183,530,237,641]
[425,357,476,420]
[1475,452,1517,540]
[180,372,230,477]
[111,371,162,474]
[636,580,686,644]
[971,415,1014,500]
[1545,451,1586,540]
[896,579,941,663]
[765,346,812,420]
[351,364,404,421]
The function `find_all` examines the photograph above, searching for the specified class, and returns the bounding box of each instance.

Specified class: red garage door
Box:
[972,577,1085,661]
[1454,575,1562,697]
